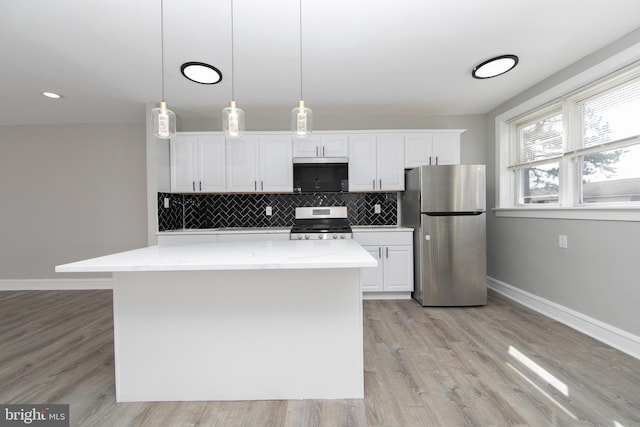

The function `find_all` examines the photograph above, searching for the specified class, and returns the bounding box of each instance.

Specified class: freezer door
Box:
[418,165,485,213]
[414,213,486,306]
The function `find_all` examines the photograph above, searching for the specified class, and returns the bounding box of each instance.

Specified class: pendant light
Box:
[222,0,245,137]
[151,0,176,139]
[291,0,312,137]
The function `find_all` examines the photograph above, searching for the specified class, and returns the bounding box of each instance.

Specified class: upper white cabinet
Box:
[293,135,348,158]
[404,132,461,168]
[348,135,404,191]
[226,135,293,193]
[171,134,226,193]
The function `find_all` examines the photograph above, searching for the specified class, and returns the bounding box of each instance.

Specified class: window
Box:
[510,107,563,204]
[501,62,640,216]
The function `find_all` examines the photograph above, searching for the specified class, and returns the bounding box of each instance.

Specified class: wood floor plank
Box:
[1,290,639,426]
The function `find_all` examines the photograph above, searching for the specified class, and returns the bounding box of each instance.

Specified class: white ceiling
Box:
[2,0,640,128]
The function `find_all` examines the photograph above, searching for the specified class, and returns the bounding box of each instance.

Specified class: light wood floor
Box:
[0,290,638,426]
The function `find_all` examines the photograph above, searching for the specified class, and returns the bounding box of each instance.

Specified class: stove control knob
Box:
[340,234,346,239]
[318,234,325,240]
[333,234,338,239]
[304,234,310,240]
[297,235,303,240]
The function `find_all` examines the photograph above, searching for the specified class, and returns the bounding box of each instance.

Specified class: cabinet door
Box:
[170,135,198,193]
[259,136,293,192]
[348,135,377,191]
[431,133,460,165]
[292,136,320,157]
[226,136,259,192]
[199,136,226,192]
[404,134,433,168]
[360,246,384,291]
[321,135,348,157]
[383,245,414,291]
[376,135,405,191]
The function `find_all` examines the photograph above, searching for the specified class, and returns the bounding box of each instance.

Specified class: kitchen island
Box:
[56,240,377,402]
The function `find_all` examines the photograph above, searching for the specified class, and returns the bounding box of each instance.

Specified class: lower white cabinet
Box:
[354,229,414,298]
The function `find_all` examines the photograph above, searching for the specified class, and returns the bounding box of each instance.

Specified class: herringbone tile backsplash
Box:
[158,192,397,231]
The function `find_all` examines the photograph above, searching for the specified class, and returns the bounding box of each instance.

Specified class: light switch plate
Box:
[164,197,170,209]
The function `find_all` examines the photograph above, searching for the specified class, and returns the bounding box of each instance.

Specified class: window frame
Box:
[495,56,640,222]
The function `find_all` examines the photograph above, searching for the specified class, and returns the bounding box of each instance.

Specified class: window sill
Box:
[493,206,640,221]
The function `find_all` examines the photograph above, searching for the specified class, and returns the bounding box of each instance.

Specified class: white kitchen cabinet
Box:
[404,132,461,168]
[293,134,348,158]
[354,229,414,298]
[348,134,404,191]
[226,135,293,193]
[171,134,226,193]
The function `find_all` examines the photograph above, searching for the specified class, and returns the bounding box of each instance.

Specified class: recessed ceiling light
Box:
[42,91,63,99]
[472,55,519,79]
[180,62,223,85]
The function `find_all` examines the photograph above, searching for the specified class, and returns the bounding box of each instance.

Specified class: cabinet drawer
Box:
[353,230,413,246]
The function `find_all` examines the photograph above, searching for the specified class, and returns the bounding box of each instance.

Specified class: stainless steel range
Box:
[290,206,353,240]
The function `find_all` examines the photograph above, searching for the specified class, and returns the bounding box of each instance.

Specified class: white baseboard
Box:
[363,291,412,301]
[0,278,113,291]
[488,276,639,360]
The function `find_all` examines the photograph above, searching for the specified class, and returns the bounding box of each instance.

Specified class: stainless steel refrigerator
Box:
[400,165,487,306]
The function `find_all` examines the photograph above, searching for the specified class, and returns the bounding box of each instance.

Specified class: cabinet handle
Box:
[192,181,195,191]
[378,247,381,258]
[261,181,264,191]
[322,146,325,156]
[379,179,382,189]
[372,179,376,190]
[429,156,432,165]
[386,247,389,258]
[199,181,202,191]
[254,181,257,191]
[435,156,439,165]
[316,146,319,157]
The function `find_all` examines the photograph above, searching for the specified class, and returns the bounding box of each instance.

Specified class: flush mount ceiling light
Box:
[180,62,223,85]
[472,54,519,79]
[42,91,63,99]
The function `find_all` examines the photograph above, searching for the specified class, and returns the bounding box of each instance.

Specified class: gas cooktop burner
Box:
[290,206,353,240]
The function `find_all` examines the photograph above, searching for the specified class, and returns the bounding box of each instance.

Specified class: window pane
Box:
[581,144,640,203]
[580,77,640,147]
[517,113,563,163]
[517,162,560,204]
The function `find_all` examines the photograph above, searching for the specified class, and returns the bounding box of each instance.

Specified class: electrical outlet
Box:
[164,197,170,209]
[374,204,381,214]
[266,206,272,216]
[558,234,568,249]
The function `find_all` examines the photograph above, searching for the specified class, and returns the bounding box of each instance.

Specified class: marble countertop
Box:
[55,240,377,273]
[158,226,412,235]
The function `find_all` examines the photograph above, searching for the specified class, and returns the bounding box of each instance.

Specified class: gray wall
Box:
[485,29,640,336]
[0,123,148,280]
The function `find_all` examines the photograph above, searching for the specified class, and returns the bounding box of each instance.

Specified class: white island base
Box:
[56,240,375,402]
[113,268,363,402]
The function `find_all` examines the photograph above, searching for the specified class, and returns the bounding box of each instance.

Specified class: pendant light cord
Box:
[231,0,236,101]
[299,0,304,100]
[160,0,166,101]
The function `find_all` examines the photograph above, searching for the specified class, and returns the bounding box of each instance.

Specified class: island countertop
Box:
[55,239,377,273]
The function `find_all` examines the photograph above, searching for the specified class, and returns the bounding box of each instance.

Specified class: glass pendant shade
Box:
[291,100,312,137]
[152,101,176,139]
[222,100,245,137]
